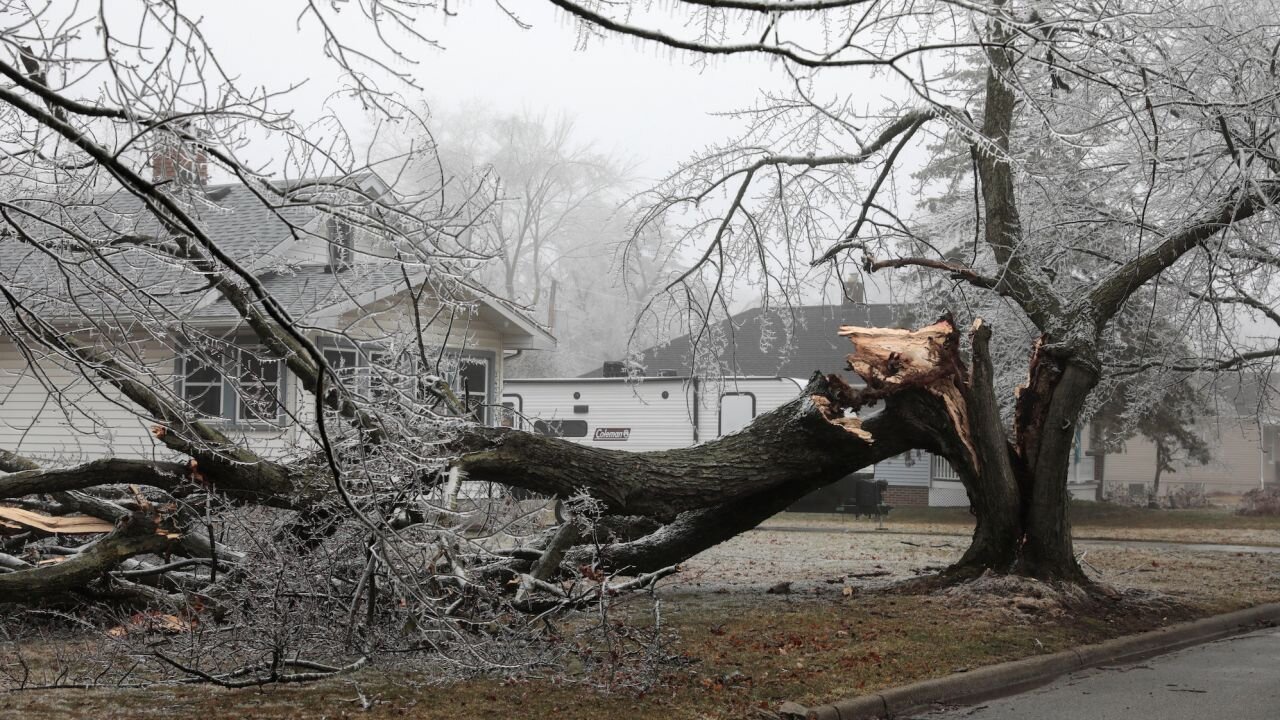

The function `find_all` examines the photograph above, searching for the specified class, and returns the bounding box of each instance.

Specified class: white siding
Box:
[336,294,508,421]
[0,338,301,465]
[873,450,932,487]
[506,378,694,452]
[694,377,804,442]
[1103,418,1276,495]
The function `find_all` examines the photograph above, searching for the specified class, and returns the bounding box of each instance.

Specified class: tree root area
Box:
[888,568,1197,626]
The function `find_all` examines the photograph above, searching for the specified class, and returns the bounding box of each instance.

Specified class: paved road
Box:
[910,628,1280,720]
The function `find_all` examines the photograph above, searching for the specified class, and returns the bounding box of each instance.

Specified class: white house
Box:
[0,170,554,466]
[1096,378,1277,499]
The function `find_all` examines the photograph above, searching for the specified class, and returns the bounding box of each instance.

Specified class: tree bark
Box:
[0,514,177,603]
[1010,346,1096,582]
[453,373,890,520]
[569,390,959,573]
[946,320,1023,576]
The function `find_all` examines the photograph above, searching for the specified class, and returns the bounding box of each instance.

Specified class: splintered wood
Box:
[809,377,874,441]
[839,318,980,473]
[0,507,116,534]
[838,319,956,387]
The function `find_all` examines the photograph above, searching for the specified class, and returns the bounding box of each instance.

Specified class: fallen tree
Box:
[4,0,1280,690]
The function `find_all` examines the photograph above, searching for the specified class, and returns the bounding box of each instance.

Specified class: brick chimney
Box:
[151,132,208,187]
[842,274,865,306]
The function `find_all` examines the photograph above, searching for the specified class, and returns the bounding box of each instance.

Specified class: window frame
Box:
[718,392,757,437]
[533,419,589,438]
[176,343,288,427]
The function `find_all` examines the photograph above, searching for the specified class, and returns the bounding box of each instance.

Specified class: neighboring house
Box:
[1097,382,1278,498]
[510,298,1098,507]
[0,167,553,465]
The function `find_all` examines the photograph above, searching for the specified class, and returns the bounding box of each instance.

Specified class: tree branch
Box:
[1088,180,1280,326]
[0,514,177,603]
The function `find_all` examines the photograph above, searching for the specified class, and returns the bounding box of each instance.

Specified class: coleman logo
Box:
[593,427,631,441]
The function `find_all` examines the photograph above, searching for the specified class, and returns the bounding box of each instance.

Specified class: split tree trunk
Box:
[462,317,1090,585]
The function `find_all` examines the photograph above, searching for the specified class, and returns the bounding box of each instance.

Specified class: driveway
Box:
[910,627,1280,720]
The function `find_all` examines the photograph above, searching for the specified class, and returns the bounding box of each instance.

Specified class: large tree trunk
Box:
[454,371,955,521]
[568,391,961,573]
[946,321,1023,576]
[457,317,1097,586]
[1010,348,1096,583]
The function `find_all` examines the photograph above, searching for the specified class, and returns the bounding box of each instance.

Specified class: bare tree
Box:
[544,0,1280,581]
[0,0,942,688]
[394,107,670,376]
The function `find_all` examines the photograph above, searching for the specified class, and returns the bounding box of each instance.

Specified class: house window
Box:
[237,351,282,421]
[179,346,284,423]
[534,419,588,438]
[456,356,488,419]
[322,346,361,383]
[315,343,495,423]
[433,353,493,423]
[181,354,224,417]
[327,216,354,271]
[368,350,419,404]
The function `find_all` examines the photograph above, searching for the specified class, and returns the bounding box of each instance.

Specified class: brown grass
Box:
[3,528,1278,720]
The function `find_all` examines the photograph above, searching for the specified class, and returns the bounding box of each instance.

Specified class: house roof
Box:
[580,303,912,379]
[0,178,553,348]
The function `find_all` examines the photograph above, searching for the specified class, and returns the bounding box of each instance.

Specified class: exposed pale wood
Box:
[840,317,978,473]
[0,507,116,534]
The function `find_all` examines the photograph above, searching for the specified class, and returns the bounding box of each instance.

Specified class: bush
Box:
[1236,487,1280,516]
[1163,485,1211,509]
[1102,484,1210,509]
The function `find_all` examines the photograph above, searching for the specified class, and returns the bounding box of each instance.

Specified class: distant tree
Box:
[395,107,677,376]
[1094,381,1213,501]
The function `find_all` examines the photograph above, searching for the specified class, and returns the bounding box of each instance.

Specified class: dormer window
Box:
[327,215,354,272]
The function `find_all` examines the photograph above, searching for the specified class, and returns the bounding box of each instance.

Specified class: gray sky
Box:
[202,2,779,181]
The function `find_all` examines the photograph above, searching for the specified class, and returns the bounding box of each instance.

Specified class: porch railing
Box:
[930,454,960,481]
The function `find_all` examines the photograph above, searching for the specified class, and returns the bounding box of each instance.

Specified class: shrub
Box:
[1236,487,1280,516]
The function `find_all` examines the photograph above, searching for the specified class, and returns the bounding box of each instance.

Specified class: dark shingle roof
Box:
[0,179,554,348]
[191,265,410,320]
[0,181,321,319]
[581,303,913,379]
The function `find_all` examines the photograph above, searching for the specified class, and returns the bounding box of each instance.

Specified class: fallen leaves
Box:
[107,611,196,638]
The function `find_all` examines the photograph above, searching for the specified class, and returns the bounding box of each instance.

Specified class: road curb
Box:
[799,601,1280,720]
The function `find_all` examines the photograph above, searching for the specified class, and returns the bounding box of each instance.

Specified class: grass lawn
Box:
[4,529,1278,720]
[0,594,1222,720]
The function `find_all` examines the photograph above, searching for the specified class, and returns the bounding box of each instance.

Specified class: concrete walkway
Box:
[908,628,1280,720]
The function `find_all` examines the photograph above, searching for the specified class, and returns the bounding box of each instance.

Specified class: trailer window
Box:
[719,393,756,436]
[533,419,589,438]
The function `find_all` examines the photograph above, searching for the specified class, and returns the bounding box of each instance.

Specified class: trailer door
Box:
[719,393,756,436]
